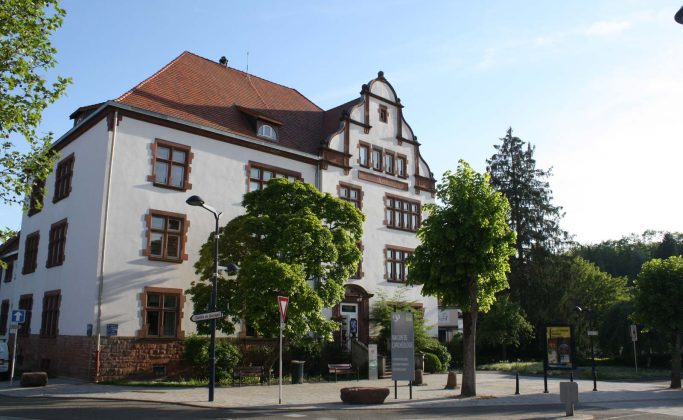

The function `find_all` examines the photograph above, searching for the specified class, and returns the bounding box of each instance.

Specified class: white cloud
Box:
[583,20,632,36]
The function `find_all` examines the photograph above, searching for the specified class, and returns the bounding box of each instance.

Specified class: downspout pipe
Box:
[95,110,118,381]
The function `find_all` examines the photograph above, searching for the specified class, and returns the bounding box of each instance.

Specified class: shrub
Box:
[183,335,241,381]
[424,352,442,373]
[420,338,450,370]
[447,334,463,369]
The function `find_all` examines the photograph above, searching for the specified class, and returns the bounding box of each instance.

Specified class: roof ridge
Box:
[116,51,190,101]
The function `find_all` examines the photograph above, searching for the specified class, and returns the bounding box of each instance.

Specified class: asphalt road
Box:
[0,397,680,420]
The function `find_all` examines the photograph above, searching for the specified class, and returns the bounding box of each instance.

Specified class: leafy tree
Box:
[633,256,683,388]
[186,179,363,348]
[486,128,567,263]
[0,0,71,243]
[407,160,516,396]
[477,294,534,360]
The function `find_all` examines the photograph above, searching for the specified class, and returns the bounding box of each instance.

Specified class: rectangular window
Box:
[18,294,33,336]
[247,162,301,192]
[385,152,395,175]
[385,196,421,232]
[372,148,383,171]
[53,154,74,203]
[146,211,187,262]
[28,178,45,216]
[338,183,362,209]
[151,140,191,190]
[22,231,40,274]
[47,219,68,268]
[386,247,413,282]
[40,290,61,338]
[396,156,407,178]
[0,300,8,336]
[144,289,181,338]
[3,257,14,282]
[379,105,388,123]
[359,144,370,168]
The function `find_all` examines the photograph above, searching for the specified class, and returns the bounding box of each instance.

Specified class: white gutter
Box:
[95,110,118,381]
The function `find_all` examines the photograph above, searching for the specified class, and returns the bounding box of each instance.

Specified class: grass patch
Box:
[478,361,670,380]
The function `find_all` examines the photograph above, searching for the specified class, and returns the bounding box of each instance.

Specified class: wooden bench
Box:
[328,363,358,382]
[232,366,269,386]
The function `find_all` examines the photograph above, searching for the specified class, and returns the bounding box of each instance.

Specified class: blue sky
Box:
[3,0,683,244]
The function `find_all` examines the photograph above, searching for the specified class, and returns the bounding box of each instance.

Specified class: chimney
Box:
[218,56,228,67]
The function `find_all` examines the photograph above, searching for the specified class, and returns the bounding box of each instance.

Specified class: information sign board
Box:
[545,325,575,370]
[390,311,415,381]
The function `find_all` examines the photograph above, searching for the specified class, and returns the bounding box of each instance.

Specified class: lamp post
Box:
[575,306,597,391]
[675,5,683,24]
[186,195,232,402]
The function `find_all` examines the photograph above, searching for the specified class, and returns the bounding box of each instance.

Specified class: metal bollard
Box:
[515,371,520,395]
[570,371,574,382]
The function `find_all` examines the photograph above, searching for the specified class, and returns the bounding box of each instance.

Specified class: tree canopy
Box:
[633,256,683,388]
[486,128,567,261]
[0,0,71,243]
[186,179,363,347]
[408,160,515,396]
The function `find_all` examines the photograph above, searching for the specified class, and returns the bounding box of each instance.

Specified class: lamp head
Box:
[186,195,205,207]
[676,5,683,24]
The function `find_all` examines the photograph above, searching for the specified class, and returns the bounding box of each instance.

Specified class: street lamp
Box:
[186,194,230,402]
[575,306,597,391]
[676,5,683,24]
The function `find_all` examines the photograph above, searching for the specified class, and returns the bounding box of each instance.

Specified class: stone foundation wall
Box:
[15,335,95,380]
[12,335,280,382]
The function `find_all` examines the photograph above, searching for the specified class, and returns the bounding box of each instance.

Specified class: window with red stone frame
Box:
[372,148,383,171]
[53,154,74,203]
[46,219,68,268]
[247,162,301,192]
[149,139,192,191]
[145,211,188,263]
[358,143,370,168]
[40,290,61,338]
[338,183,362,209]
[3,256,15,282]
[18,294,33,336]
[140,287,184,338]
[396,155,407,178]
[385,195,421,232]
[385,247,413,283]
[22,231,39,274]
[379,105,388,123]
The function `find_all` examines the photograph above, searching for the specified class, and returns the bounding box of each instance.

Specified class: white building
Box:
[0,52,437,380]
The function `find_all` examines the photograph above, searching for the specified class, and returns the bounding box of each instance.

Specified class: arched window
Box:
[258,124,277,140]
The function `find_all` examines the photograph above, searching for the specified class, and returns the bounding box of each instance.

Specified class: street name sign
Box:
[190,311,224,322]
[630,325,638,342]
[390,311,415,382]
[587,330,598,336]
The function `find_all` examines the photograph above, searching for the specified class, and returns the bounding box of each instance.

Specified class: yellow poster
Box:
[546,326,573,369]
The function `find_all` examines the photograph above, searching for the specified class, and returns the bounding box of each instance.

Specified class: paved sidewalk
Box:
[0,372,681,417]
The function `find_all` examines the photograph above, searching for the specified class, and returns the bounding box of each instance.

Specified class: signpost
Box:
[630,324,638,374]
[278,295,289,405]
[390,311,415,400]
[9,310,25,385]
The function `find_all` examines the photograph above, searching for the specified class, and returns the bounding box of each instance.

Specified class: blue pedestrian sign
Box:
[11,309,26,324]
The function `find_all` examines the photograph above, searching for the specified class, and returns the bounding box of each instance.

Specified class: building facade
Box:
[0,52,437,380]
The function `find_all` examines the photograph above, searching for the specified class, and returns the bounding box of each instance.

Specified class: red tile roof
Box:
[115,51,358,155]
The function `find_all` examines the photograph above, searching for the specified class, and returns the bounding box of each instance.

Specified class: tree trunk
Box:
[672,327,681,389]
[461,280,479,397]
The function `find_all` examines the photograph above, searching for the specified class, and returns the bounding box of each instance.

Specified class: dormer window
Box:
[258,124,277,140]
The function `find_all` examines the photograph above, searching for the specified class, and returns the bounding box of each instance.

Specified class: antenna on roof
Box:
[246,51,249,75]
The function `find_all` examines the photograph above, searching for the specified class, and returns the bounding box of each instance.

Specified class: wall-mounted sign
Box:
[545,325,575,370]
[106,323,118,337]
